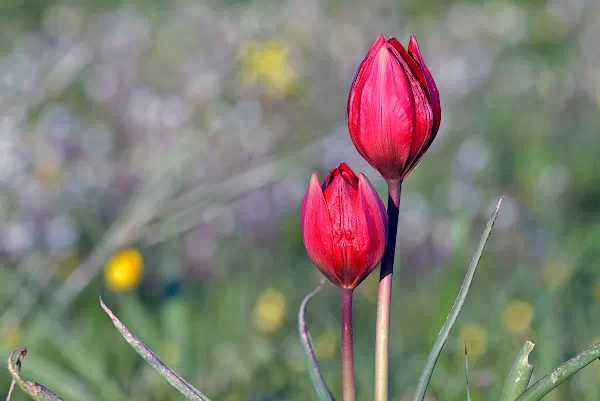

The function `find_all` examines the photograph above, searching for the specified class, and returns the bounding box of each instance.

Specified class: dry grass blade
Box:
[100,297,211,401]
[7,348,66,401]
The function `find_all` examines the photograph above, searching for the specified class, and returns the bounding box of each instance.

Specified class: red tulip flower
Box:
[300,163,388,289]
[348,35,441,182]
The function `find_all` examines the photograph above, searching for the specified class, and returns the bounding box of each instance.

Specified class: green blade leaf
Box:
[465,344,471,401]
[298,280,335,401]
[7,348,66,401]
[500,341,535,401]
[517,341,600,401]
[100,297,211,401]
[413,198,503,401]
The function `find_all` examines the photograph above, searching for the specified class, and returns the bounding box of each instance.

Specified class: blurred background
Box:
[0,0,599,400]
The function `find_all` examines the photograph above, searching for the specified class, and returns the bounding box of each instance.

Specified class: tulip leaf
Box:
[100,297,211,401]
[516,341,600,401]
[500,341,535,401]
[412,197,503,401]
[298,280,335,401]
[6,348,66,401]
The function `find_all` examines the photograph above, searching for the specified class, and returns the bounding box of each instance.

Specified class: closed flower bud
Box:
[300,163,387,289]
[348,35,441,181]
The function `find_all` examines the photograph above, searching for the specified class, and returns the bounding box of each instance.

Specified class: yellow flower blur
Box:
[0,322,21,350]
[104,248,144,292]
[502,300,534,334]
[541,261,572,290]
[314,329,338,360]
[458,323,488,360]
[159,339,181,368]
[31,160,64,189]
[253,288,287,333]
[238,39,297,97]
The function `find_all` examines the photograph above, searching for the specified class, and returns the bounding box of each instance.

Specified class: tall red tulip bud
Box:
[348,35,441,181]
[300,163,388,289]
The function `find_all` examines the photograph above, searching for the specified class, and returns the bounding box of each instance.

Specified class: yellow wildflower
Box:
[502,300,534,334]
[253,288,287,333]
[104,248,144,292]
[458,323,488,360]
[238,39,297,97]
[314,329,338,360]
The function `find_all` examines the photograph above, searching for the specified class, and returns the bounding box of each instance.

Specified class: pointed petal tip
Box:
[357,173,376,191]
[302,172,323,222]
[308,172,322,189]
[367,35,386,54]
[357,172,369,183]
[374,35,386,44]
[408,35,422,57]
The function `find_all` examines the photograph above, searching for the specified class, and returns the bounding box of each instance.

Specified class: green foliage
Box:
[500,341,535,401]
[1,0,600,400]
[413,199,502,401]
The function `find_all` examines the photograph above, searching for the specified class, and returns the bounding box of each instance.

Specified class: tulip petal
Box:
[346,174,388,288]
[408,36,441,132]
[387,37,427,91]
[322,169,361,286]
[323,162,359,190]
[347,35,386,116]
[387,42,434,177]
[348,42,416,180]
[301,173,338,286]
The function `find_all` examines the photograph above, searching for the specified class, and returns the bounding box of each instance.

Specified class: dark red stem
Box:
[340,287,355,401]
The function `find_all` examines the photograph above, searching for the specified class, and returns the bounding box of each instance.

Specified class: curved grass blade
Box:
[7,348,66,401]
[298,280,335,401]
[100,297,211,401]
[413,198,503,401]
[464,344,471,401]
[517,341,600,401]
[500,341,535,401]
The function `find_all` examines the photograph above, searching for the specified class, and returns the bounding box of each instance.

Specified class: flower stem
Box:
[340,287,356,401]
[374,179,402,401]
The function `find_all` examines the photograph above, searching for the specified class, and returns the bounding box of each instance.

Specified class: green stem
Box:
[375,179,402,401]
[340,287,355,401]
[500,341,535,401]
[517,341,600,401]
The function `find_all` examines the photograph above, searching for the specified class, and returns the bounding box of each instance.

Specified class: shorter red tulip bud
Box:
[300,163,388,289]
[348,35,441,181]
